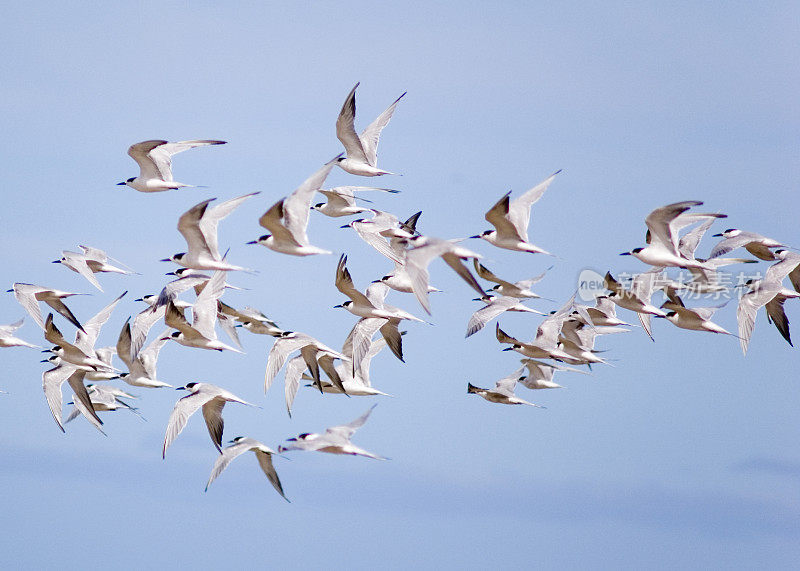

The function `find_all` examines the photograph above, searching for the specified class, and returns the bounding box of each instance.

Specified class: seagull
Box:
[621,201,718,270]
[118,139,226,192]
[42,365,103,433]
[205,437,288,501]
[0,318,39,348]
[9,283,86,332]
[278,404,386,460]
[53,245,135,292]
[312,186,399,218]
[116,321,173,388]
[163,382,254,458]
[467,368,545,407]
[162,271,243,353]
[249,158,338,256]
[264,331,347,395]
[162,193,258,271]
[335,83,405,176]
[471,171,559,254]
[737,278,800,355]
[473,260,550,299]
[710,229,786,261]
[465,295,546,338]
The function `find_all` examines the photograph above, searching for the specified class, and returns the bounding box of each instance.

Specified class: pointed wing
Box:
[254,449,288,501]
[163,391,210,458]
[42,365,77,432]
[284,355,307,417]
[12,283,45,331]
[202,398,227,452]
[200,192,259,260]
[466,296,520,338]
[148,140,226,182]
[359,91,406,166]
[192,270,226,340]
[177,199,215,256]
[205,439,255,490]
[494,367,525,396]
[484,192,521,240]
[325,404,378,442]
[127,140,169,180]
[265,334,313,392]
[335,83,368,163]
[61,252,103,292]
[507,171,560,241]
[67,370,105,434]
[644,201,702,256]
[283,159,337,245]
[765,295,792,346]
[130,304,166,359]
[75,291,126,354]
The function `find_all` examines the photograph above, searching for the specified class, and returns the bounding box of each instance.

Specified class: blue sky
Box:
[1,2,799,569]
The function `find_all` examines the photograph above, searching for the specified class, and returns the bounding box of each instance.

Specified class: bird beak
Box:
[116,182,126,186]
[712,233,722,237]
[246,240,258,245]
[468,235,481,239]
[175,386,187,391]
[339,224,351,229]
[159,258,172,262]
[51,260,60,264]
[41,349,52,353]
[501,347,514,351]
[164,271,177,276]
[619,252,632,256]
[333,304,343,309]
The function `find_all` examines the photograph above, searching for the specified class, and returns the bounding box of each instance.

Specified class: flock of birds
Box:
[3,83,798,501]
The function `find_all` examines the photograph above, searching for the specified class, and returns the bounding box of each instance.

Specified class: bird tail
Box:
[467,383,480,394]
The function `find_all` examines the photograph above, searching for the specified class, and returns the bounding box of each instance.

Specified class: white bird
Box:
[118,139,226,192]
[163,382,254,458]
[465,295,545,338]
[604,271,667,340]
[116,322,173,388]
[473,260,550,299]
[43,312,118,373]
[574,296,635,328]
[205,437,288,501]
[264,331,347,395]
[9,283,86,332]
[519,358,588,390]
[737,278,800,354]
[341,209,416,264]
[249,158,338,256]
[312,186,399,218]
[278,404,386,460]
[472,171,559,254]
[335,83,405,176]
[765,249,800,293]
[219,303,284,337]
[621,201,717,270]
[162,271,242,353]
[659,288,734,335]
[162,193,258,271]
[53,245,135,292]
[710,228,786,261]
[42,365,103,433]
[0,318,39,348]
[398,236,485,314]
[65,384,143,426]
[467,368,545,407]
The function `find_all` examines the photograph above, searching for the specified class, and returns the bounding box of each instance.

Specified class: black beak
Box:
[619,252,632,256]
[116,182,126,186]
[159,258,171,262]
[712,233,722,237]
[246,240,258,245]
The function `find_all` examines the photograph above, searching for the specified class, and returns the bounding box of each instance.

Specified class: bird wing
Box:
[765,294,792,346]
[192,270,226,340]
[177,199,215,257]
[644,201,702,256]
[12,283,46,331]
[765,253,800,285]
[507,171,560,241]
[75,291,126,354]
[67,370,104,434]
[709,233,758,259]
[137,330,170,378]
[325,403,377,441]
[61,252,103,292]
[254,448,288,501]
[377,320,404,364]
[284,355,307,417]
[466,296,520,338]
[283,159,337,244]
[199,192,259,260]
[148,140,226,182]
[202,397,227,452]
[359,91,406,167]
[678,216,718,259]
[205,439,255,490]
[127,140,169,180]
[737,285,778,355]
[265,334,313,393]
[164,301,198,338]
[494,367,525,396]
[442,252,486,299]
[163,391,211,458]
[335,83,368,163]
[353,221,404,264]
[473,260,505,285]
[115,320,134,369]
[484,192,522,241]
[334,255,372,307]
[42,364,77,432]
[130,304,166,359]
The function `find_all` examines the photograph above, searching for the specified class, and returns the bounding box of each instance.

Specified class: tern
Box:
[249,158,338,256]
[54,245,135,292]
[335,82,405,176]
[65,384,143,427]
[44,311,119,372]
[466,295,546,338]
[710,229,786,261]
[278,404,386,460]
[221,304,284,337]
[163,382,254,458]
[519,358,588,389]
[205,437,288,501]
[162,271,243,353]
[467,368,545,407]
[9,283,86,332]
[162,193,258,271]
[264,331,347,395]
[116,321,173,388]
[621,201,718,270]
[765,249,800,293]
[473,260,550,299]
[604,271,667,340]
[312,186,399,218]
[118,139,226,192]
[341,210,416,264]
[737,278,800,354]
[471,171,559,254]
[0,318,39,348]
[42,365,103,433]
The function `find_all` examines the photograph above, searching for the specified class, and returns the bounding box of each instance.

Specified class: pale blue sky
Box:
[1,2,799,569]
